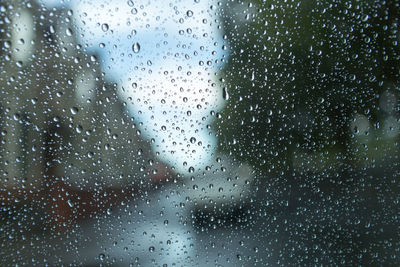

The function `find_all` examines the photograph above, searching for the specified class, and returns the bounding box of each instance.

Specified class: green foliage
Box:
[216,0,400,174]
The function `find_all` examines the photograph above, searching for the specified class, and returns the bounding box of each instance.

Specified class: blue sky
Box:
[38,0,229,174]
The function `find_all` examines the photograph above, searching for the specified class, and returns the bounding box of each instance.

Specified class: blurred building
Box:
[0,1,167,227]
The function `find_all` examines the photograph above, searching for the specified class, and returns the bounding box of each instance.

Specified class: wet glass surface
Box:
[1,0,399,266]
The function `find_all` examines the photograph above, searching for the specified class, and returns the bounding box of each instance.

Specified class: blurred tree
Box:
[217,0,400,175]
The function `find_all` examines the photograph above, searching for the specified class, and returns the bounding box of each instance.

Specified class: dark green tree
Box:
[217,0,400,175]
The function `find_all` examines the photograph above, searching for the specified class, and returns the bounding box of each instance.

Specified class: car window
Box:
[1,0,399,266]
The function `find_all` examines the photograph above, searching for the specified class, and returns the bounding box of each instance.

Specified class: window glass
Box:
[1,0,399,266]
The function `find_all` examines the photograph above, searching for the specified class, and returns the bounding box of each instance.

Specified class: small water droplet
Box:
[149,246,155,252]
[49,25,55,34]
[67,199,74,207]
[186,10,193,17]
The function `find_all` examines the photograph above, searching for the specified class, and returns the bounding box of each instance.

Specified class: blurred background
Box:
[1,0,399,266]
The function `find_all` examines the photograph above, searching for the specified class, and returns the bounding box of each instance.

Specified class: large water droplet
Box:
[76,125,83,134]
[65,28,73,36]
[222,87,229,100]
[132,42,140,53]
[101,23,109,32]
[3,41,11,49]
[70,107,79,115]
[98,253,105,261]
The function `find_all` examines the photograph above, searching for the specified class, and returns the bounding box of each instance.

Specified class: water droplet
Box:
[76,125,83,134]
[66,28,73,36]
[222,87,229,100]
[49,25,55,34]
[190,137,196,144]
[67,199,74,207]
[3,40,11,49]
[186,10,193,17]
[149,246,155,252]
[98,253,105,261]
[101,23,109,32]
[13,113,21,121]
[132,42,140,53]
